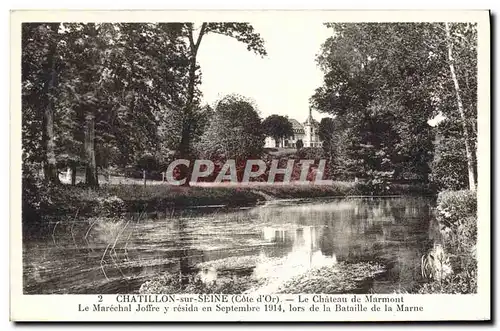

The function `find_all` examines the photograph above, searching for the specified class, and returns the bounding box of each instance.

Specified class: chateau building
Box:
[264,108,323,148]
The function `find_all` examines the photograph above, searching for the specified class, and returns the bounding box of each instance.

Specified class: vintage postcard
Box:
[10,10,491,322]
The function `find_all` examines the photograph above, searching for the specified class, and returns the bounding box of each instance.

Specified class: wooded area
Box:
[312,23,477,191]
[22,22,477,193]
[22,23,266,188]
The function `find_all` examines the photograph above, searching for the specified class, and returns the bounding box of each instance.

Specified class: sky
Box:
[197,20,332,123]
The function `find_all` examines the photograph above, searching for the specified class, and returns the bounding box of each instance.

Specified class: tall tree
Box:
[54,23,190,187]
[22,22,265,188]
[177,23,267,184]
[444,22,476,190]
[56,22,109,187]
[22,23,62,183]
[311,23,476,185]
[318,117,351,179]
[262,115,294,146]
[42,23,61,184]
[196,94,264,177]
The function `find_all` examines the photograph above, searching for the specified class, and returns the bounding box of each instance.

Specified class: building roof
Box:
[303,108,320,127]
[280,112,321,134]
[303,117,320,127]
[288,118,305,134]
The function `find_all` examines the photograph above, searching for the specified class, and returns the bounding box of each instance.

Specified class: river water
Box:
[23,196,437,294]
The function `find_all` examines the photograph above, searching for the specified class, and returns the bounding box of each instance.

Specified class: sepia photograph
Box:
[10,9,491,322]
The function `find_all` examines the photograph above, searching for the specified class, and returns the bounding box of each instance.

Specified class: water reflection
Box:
[247,197,432,293]
[23,197,435,294]
[261,226,337,266]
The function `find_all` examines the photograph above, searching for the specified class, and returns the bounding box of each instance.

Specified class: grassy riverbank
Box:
[24,181,435,223]
[24,184,262,221]
[255,181,433,199]
[23,180,435,223]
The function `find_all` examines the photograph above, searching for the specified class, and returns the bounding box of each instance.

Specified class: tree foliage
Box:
[175,23,267,184]
[262,115,294,142]
[311,23,477,188]
[196,94,265,161]
[23,23,189,183]
[22,22,267,190]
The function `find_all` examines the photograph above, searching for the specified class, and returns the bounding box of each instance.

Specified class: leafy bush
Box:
[416,190,477,294]
[295,139,304,150]
[417,268,477,294]
[22,164,52,223]
[22,177,128,224]
[94,195,125,216]
[296,147,323,160]
[430,136,470,190]
[21,163,89,223]
[355,170,394,195]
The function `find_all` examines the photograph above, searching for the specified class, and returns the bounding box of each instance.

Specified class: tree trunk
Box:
[71,164,77,185]
[65,167,71,182]
[176,56,197,186]
[95,163,99,186]
[143,170,147,187]
[42,23,60,184]
[43,97,59,183]
[81,23,99,188]
[84,112,98,188]
[445,23,476,191]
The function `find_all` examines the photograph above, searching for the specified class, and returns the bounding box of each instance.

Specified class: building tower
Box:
[304,107,315,147]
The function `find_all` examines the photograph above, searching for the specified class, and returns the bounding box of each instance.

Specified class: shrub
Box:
[296,147,323,160]
[21,163,84,223]
[22,165,52,224]
[417,268,477,294]
[430,134,470,191]
[436,190,477,229]
[94,195,125,216]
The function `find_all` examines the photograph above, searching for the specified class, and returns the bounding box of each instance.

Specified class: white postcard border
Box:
[9,9,491,322]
